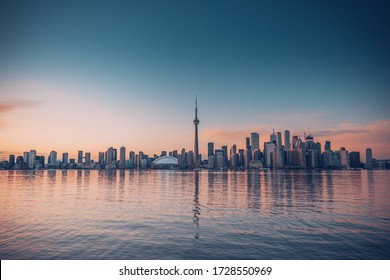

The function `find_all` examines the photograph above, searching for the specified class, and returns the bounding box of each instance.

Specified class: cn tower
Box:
[193,96,200,168]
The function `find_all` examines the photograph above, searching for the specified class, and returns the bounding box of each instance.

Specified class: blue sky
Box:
[1,0,389,158]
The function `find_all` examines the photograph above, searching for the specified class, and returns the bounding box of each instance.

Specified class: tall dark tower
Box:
[193,96,200,168]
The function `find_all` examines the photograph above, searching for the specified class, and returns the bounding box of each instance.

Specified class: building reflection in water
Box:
[193,171,200,239]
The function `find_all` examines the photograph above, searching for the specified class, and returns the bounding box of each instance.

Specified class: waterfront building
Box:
[365,148,373,169]
[23,152,29,166]
[208,155,215,169]
[324,140,331,151]
[187,151,194,168]
[263,142,275,168]
[138,151,144,168]
[277,132,283,149]
[62,153,69,164]
[339,147,349,168]
[222,145,228,167]
[251,132,259,153]
[230,153,239,169]
[349,152,361,168]
[238,149,245,167]
[8,155,15,169]
[29,150,36,169]
[35,156,45,169]
[230,144,237,158]
[208,142,214,158]
[245,137,251,151]
[120,146,126,169]
[151,156,178,169]
[85,152,91,165]
[49,151,57,165]
[113,149,117,162]
[292,135,299,149]
[77,151,83,164]
[270,129,276,145]
[129,151,135,166]
[98,152,105,165]
[244,149,251,168]
[284,130,291,150]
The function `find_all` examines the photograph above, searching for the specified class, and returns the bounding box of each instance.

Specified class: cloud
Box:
[0,100,41,128]
[0,100,40,113]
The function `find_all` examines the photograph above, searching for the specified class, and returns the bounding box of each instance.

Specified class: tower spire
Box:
[193,96,200,168]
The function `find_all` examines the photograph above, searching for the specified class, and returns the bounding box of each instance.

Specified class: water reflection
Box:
[193,171,200,239]
[0,170,389,259]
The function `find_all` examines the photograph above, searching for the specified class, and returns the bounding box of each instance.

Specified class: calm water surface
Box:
[1,170,389,259]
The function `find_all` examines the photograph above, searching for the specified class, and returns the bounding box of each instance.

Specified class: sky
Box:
[1,0,389,161]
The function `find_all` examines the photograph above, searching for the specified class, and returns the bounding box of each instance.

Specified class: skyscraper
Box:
[85,152,91,165]
[324,140,331,151]
[349,152,361,169]
[193,97,200,168]
[62,152,69,164]
[365,148,373,169]
[120,146,126,169]
[49,151,57,165]
[245,137,251,150]
[270,129,276,145]
[208,142,214,159]
[78,150,83,164]
[284,130,291,150]
[28,150,36,169]
[276,132,282,148]
[251,132,259,153]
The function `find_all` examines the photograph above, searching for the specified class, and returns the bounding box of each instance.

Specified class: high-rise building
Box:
[349,152,361,169]
[215,149,225,169]
[99,152,105,165]
[324,140,331,151]
[78,151,83,164]
[193,97,200,168]
[365,148,373,169]
[9,155,15,169]
[49,151,57,165]
[62,153,69,164]
[129,151,135,165]
[245,137,251,150]
[23,152,29,165]
[245,137,251,162]
[85,152,91,165]
[251,132,259,153]
[263,142,275,168]
[230,144,237,156]
[120,146,126,169]
[276,132,282,148]
[270,129,276,145]
[284,130,291,150]
[113,149,117,161]
[138,151,144,168]
[29,150,36,169]
[339,147,349,168]
[222,145,228,166]
[106,147,114,165]
[208,142,214,158]
[292,136,299,149]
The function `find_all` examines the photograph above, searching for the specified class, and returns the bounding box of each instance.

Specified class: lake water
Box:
[0,169,389,259]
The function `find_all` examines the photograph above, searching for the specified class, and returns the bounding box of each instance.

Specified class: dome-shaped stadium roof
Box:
[152,156,178,166]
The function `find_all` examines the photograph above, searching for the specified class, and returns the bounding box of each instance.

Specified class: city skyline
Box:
[1,0,389,160]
